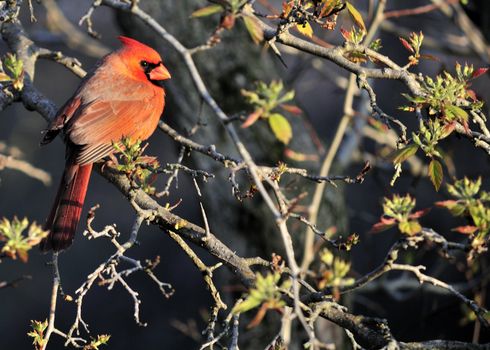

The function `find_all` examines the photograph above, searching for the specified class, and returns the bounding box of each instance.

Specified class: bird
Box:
[40,36,171,251]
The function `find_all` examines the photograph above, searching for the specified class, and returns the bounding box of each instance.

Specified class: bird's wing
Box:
[41,97,82,145]
[67,92,162,165]
[42,60,164,164]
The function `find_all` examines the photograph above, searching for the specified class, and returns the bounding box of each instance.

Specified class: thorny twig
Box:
[156,146,186,197]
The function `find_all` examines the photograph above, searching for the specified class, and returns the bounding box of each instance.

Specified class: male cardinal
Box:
[40,36,171,251]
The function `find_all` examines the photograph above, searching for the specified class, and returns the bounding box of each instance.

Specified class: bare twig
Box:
[42,0,110,57]
[41,253,61,350]
[167,230,226,310]
[391,263,489,328]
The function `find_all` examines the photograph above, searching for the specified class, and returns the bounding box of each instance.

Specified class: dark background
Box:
[1,0,490,349]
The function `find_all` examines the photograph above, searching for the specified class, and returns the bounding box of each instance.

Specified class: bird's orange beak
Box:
[149,63,171,81]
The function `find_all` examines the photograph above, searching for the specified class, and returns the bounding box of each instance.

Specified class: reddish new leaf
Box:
[451,226,478,235]
[370,217,397,233]
[247,303,269,329]
[435,200,458,208]
[282,1,293,18]
[471,67,489,79]
[340,27,352,42]
[440,122,456,139]
[399,37,414,53]
[466,89,478,102]
[409,208,431,219]
[392,143,419,164]
[241,109,263,128]
[280,104,303,115]
[221,14,236,30]
[419,54,440,62]
[435,200,466,216]
[368,117,389,132]
[284,148,319,162]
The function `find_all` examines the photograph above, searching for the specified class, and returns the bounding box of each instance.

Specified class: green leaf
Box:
[268,113,292,144]
[233,295,262,314]
[392,144,419,164]
[0,72,11,81]
[369,38,382,51]
[428,159,443,191]
[319,0,341,17]
[4,53,23,79]
[296,22,313,38]
[243,14,264,44]
[190,5,223,18]
[401,93,425,104]
[278,89,295,104]
[444,104,468,122]
[345,1,366,32]
[3,53,24,90]
[398,220,422,235]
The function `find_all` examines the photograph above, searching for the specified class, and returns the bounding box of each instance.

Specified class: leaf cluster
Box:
[83,334,111,350]
[402,63,486,121]
[436,177,490,259]
[0,53,24,91]
[241,80,300,145]
[112,138,160,195]
[282,0,346,38]
[317,248,354,290]
[399,32,428,67]
[232,271,291,328]
[395,63,488,190]
[27,320,48,350]
[0,217,48,262]
[371,194,429,235]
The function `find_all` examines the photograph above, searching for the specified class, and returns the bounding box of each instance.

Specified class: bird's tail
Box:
[40,160,92,251]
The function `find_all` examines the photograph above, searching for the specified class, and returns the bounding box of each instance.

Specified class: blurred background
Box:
[1,0,489,349]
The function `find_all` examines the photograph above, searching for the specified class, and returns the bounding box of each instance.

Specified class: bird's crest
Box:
[117,36,162,63]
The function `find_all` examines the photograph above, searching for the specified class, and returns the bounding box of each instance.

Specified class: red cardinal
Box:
[40,36,171,251]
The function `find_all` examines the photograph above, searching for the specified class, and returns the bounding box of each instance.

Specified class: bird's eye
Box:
[140,60,149,68]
